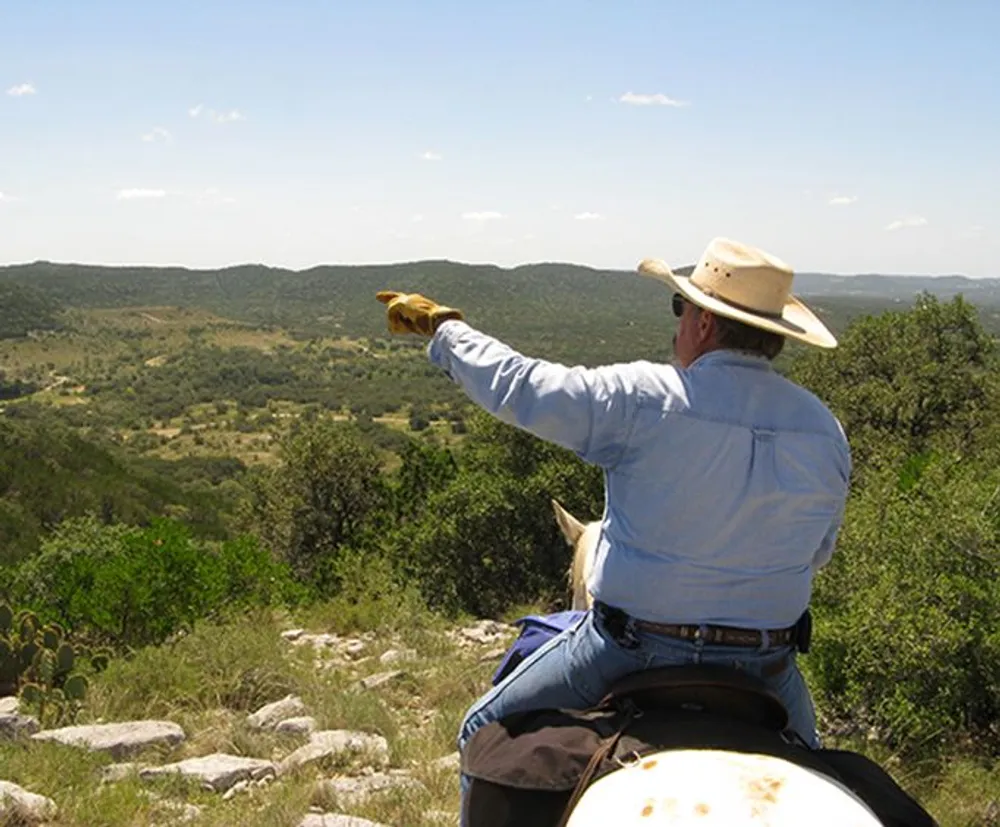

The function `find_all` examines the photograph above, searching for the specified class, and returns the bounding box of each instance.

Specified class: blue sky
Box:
[2,1,997,276]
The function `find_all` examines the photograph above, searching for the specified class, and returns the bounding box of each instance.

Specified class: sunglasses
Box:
[671,293,686,318]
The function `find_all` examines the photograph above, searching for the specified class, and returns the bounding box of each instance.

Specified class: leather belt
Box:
[596,602,797,649]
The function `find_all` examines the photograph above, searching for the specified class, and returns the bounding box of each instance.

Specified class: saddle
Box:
[462,664,938,827]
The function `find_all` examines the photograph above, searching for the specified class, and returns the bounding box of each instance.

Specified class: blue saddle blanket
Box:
[491,610,586,686]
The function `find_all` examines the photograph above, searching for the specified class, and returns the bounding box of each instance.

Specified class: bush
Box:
[9,517,304,649]
[805,452,1000,753]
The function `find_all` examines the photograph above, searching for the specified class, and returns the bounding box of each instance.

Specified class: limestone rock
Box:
[0,780,58,823]
[278,730,390,775]
[0,712,40,740]
[246,694,307,730]
[31,720,185,759]
[140,753,276,793]
[317,771,426,806]
[356,670,404,691]
[431,751,461,772]
[0,696,19,715]
[378,647,416,665]
[100,762,141,783]
[299,815,390,827]
[276,716,317,736]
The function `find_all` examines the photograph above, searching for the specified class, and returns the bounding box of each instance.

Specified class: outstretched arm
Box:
[428,320,640,468]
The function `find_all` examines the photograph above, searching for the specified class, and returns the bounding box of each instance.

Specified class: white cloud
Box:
[462,211,504,221]
[574,212,604,221]
[189,104,243,123]
[411,213,424,222]
[7,83,36,96]
[828,195,857,206]
[885,215,928,231]
[619,91,687,107]
[0,191,13,202]
[116,188,167,200]
[419,150,442,161]
[141,127,172,143]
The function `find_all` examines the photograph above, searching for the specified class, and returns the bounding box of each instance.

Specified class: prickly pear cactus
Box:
[0,601,97,726]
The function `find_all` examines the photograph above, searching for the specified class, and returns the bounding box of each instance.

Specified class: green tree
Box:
[788,294,997,474]
[239,420,387,587]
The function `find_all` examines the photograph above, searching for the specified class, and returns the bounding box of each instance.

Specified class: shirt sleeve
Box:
[427,320,641,468]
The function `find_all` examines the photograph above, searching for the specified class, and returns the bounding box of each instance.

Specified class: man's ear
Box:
[697,308,717,345]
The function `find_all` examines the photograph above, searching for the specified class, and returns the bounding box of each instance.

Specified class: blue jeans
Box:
[457,608,818,824]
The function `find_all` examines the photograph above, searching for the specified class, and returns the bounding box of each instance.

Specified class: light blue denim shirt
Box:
[428,320,852,629]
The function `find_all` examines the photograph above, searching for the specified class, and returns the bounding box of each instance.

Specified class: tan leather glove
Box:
[375,291,465,336]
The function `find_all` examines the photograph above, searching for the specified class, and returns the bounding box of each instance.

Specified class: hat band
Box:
[697,285,785,320]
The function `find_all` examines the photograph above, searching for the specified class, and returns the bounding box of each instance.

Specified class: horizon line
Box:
[0,256,986,281]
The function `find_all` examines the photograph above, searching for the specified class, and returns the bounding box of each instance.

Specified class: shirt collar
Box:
[688,349,775,372]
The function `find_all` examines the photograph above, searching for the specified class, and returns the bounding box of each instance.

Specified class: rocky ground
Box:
[0,616,517,827]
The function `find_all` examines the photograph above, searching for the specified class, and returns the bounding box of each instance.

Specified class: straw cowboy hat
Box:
[638,237,837,348]
[565,748,883,826]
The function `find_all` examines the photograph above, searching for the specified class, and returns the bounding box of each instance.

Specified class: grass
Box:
[2,596,997,826]
[1,601,491,826]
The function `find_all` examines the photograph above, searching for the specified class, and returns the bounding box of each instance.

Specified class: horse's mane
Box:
[551,499,599,610]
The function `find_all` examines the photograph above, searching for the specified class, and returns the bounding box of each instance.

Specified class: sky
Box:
[1,1,998,277]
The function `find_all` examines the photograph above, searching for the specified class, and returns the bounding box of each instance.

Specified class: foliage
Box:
[788,293,997,474]
[0,604,105,726]
[806,453,1000,752]
[0,282,63,339]
[0,409,234,563]
[238,420,389,588]
[8,517,304,649]
[388,412,604,617]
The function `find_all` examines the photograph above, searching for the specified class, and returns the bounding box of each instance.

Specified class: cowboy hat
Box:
[565,748,883,825]
[638,237,837,348]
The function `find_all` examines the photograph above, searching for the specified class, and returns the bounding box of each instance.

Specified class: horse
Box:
[468,500,937,825]
[551,499,598,611]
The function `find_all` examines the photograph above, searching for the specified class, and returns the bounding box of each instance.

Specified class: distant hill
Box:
[1,259,996,363]
[0,282,63,339]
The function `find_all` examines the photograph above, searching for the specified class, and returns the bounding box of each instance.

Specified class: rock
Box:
[221,779,250,801]
[138,791,202,823]
[378,648,416,665]
[140,753,276,793]
[278,730,390,775]
[343,639,366,657]
[356,670,404,691]
[281,628,307,641]
[455,620,511,646]
[299,815,390,827]
[431,751,461,772]
[0,780,58,823]
[0,712,40,739]
[275,716,317,736]
[246,694,307,730]
[317,771,426,806]
[31,720,186,759]
[101,762,141,783]
[479,647,508,662]
[0,697,18,715]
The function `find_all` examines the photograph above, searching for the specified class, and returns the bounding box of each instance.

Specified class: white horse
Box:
[551,499,599,611]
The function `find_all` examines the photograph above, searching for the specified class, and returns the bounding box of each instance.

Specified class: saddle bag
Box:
[461,666,938,827]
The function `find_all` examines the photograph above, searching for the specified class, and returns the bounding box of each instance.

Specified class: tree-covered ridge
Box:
[0,259,924,365]
[0,282,63,339]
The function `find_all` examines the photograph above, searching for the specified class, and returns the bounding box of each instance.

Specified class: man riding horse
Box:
[377,237,853,823]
